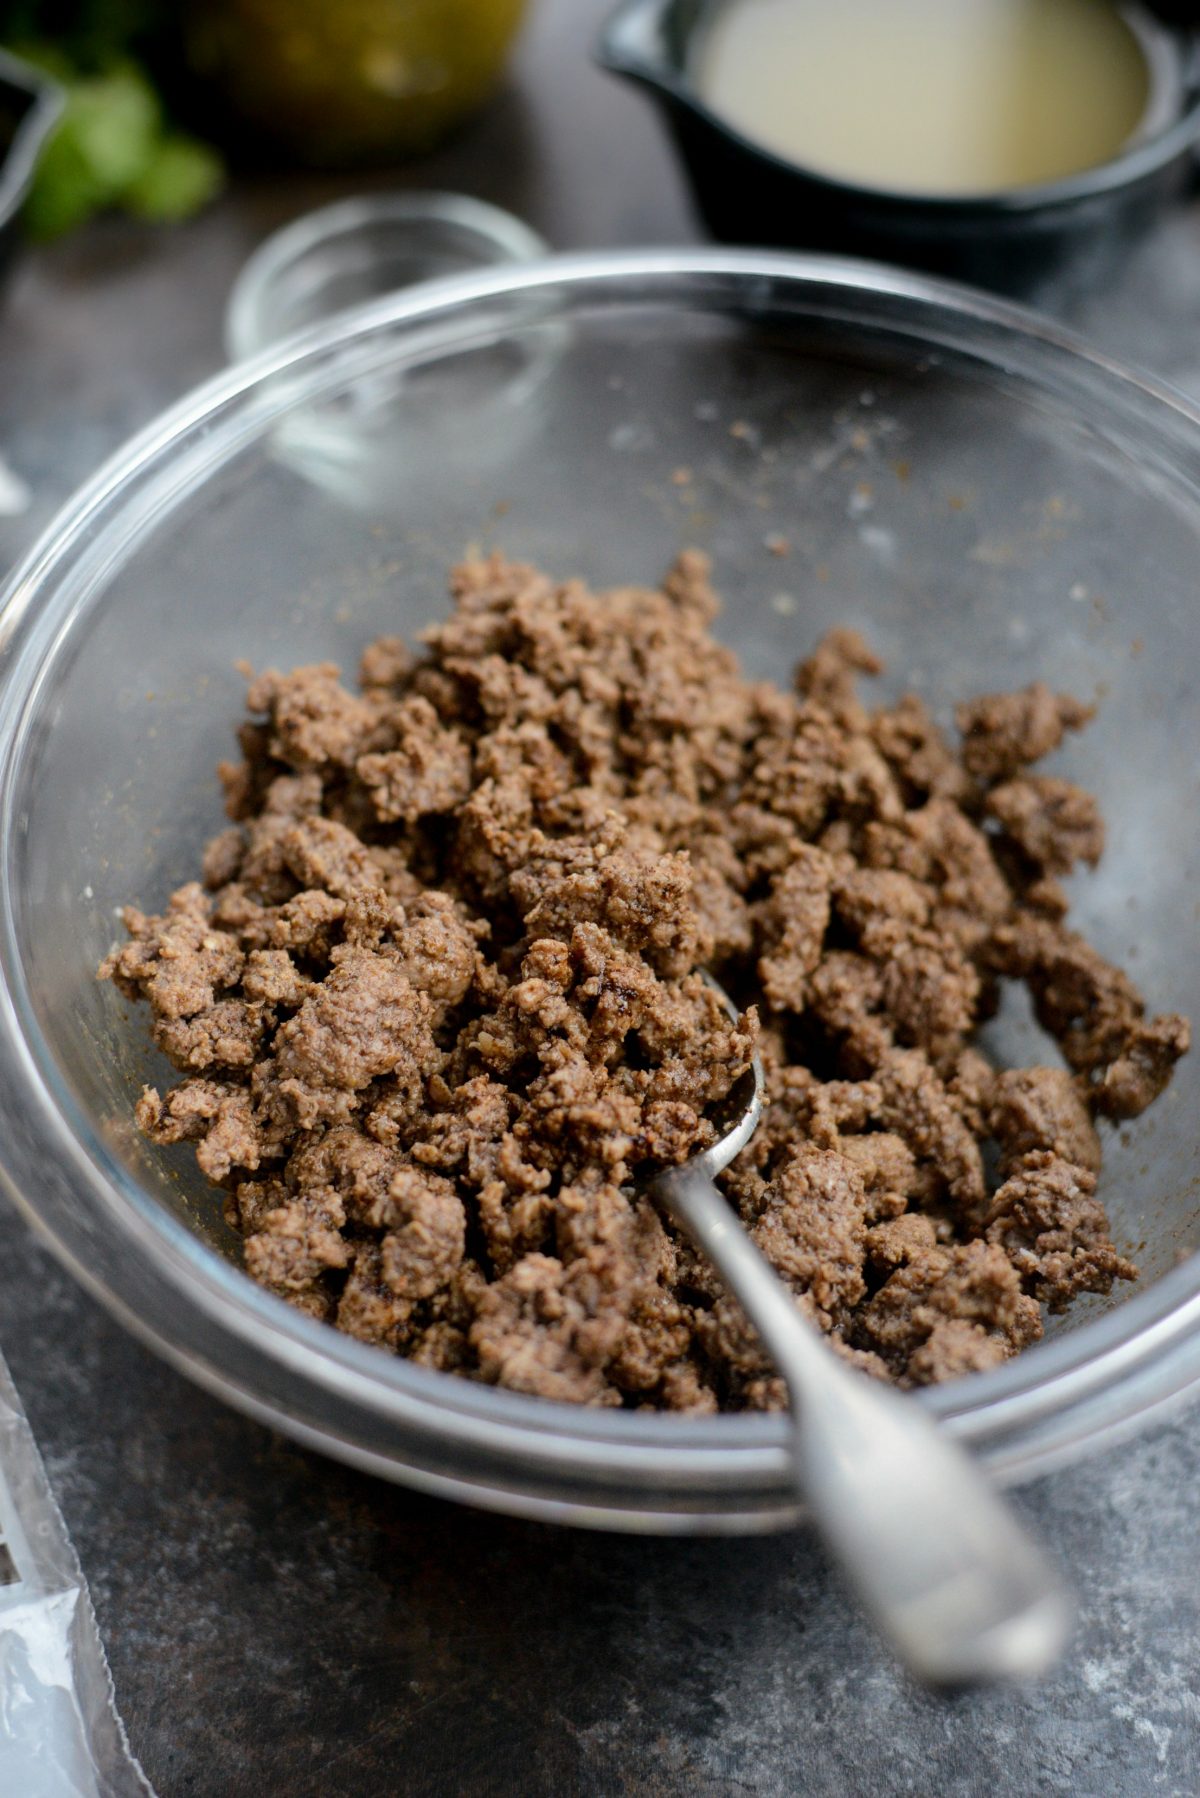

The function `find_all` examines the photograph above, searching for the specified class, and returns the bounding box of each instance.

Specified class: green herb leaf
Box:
[22,62,160,239]
[123,132,223,222]
[17,52,224,240]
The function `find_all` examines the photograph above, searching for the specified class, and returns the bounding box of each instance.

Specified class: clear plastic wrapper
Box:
[0,1349,152,1796]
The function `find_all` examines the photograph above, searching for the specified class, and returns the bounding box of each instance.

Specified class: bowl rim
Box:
[2,245,1199,1527]
[597,0,1200,217]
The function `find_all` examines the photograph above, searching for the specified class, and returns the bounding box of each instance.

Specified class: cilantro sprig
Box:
[2,5,223,238]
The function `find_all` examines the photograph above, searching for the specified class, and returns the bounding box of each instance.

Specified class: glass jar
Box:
[184,0,528,165]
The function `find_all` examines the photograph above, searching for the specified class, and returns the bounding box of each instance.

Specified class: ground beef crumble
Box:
[101,552,1189,1409]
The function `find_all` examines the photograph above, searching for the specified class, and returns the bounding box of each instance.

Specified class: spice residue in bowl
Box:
[693,0,1153,196]
[101,554,1188,1410]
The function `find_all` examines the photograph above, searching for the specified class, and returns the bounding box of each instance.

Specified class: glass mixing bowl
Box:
[2,251,1199,1533]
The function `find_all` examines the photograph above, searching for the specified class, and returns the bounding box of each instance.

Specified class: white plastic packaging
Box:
[0,1350,153,1796]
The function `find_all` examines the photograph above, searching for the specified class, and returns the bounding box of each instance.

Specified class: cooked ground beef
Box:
[101,553,1188,1409]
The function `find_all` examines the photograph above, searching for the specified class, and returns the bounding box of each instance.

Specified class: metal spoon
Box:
[651,987,1074,1686]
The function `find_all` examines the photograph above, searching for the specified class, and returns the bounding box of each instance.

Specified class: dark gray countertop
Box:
[1,6,1199,1794]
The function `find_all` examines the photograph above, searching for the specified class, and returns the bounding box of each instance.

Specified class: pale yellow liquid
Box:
[694,0,1151,195]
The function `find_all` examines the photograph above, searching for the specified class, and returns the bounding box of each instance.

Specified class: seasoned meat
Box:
[102,552,1185,1407]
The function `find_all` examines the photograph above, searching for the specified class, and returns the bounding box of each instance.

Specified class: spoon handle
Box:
[657,1163,1074,1686]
